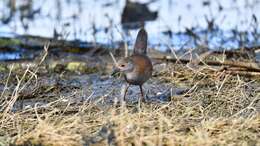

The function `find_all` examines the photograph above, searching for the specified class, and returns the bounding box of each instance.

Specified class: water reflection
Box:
[0,52,21,60]
[0,0,260,51]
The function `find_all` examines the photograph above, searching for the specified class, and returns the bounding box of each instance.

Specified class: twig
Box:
[0,64,14,107]
[115,25,128,57]
[1,42,49,121]
[231,96,259,117]
[109,52,117,65]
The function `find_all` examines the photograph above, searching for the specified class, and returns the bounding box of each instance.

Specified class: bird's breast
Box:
[124,54,152,85]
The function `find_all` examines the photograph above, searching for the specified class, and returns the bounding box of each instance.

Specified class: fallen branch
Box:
[152,57,260,72]
[225,70,260,77]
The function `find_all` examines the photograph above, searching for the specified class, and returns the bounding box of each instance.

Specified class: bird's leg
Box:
[123,84,130,101]
[139,85,145,102]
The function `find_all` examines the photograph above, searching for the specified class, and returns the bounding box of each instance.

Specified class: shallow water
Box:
[0,0,260,60]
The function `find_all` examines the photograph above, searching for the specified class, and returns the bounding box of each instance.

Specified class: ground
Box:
[0,49,259,146]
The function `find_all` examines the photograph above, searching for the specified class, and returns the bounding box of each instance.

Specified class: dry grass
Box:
[0,47,259,146]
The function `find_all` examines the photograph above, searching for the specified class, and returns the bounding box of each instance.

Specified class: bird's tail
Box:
[133,28,148,55]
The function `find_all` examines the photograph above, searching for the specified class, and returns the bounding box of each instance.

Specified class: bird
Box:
[121,0,158,30]
[112,28,153,102]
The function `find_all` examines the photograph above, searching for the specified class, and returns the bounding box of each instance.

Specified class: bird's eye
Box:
[120,64,125,67]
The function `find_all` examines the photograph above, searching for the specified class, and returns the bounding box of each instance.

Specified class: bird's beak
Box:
[111,66,121,77]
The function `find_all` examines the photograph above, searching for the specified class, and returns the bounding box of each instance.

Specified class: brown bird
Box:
[112,28,153,102]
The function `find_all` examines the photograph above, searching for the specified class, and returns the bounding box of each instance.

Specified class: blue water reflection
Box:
[0,0,260,55]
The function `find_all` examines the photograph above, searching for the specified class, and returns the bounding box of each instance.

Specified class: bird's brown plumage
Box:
[113,28,153,101]
[124,54,152,85]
